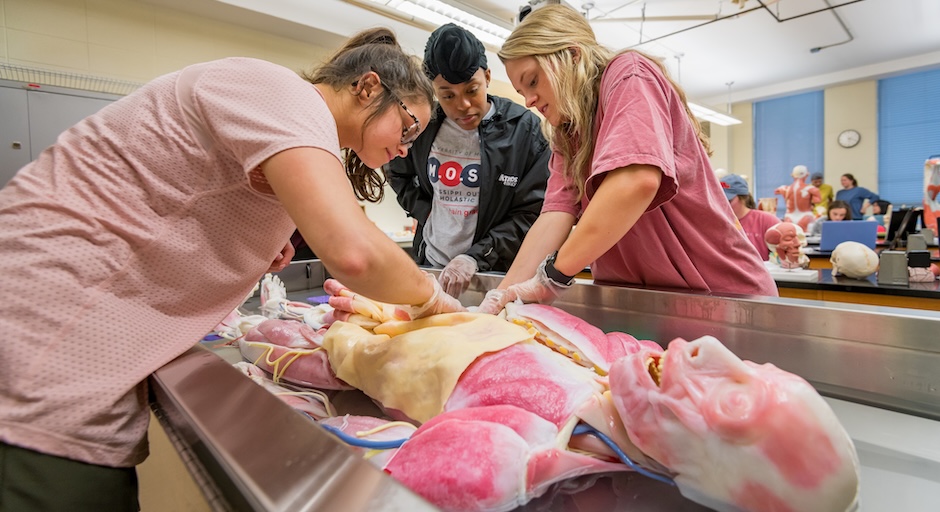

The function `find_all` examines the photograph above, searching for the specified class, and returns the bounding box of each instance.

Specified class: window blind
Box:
[753,91,825,219]
[878,68,940,208]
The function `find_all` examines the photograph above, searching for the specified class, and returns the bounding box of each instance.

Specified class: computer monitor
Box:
[885,208,923,247]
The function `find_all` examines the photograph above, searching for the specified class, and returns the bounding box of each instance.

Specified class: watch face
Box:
[838,129,860,148]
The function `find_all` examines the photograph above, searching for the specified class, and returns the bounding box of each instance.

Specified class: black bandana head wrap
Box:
[424,23,488,84]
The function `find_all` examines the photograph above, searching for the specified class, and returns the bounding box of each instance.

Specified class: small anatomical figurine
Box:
[764,222,809,269]
[775,165,821,232]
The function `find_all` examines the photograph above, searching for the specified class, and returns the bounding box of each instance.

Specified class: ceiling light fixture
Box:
[688,102,742,126]
[364,0,511,47]
[674,53,741,126]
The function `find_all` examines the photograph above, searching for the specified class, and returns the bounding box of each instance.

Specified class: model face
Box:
[840,175,853,189]
[829,207,848,221]
[434,68,490,131]
[812,177,822,187]
[505,56,560,126]
[357,96,431,168]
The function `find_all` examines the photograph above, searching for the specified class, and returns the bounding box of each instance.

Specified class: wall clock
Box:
[838,129,861,148]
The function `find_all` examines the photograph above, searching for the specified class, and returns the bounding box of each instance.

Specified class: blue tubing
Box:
[572,423,676,486]
[319,423,408,450]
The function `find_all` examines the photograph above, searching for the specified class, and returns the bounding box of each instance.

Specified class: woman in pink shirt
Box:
[721,174,781,261]
[0,28,462,510]
[479,5,776,313]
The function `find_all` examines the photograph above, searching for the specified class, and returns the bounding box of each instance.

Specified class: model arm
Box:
[264,147,435,305]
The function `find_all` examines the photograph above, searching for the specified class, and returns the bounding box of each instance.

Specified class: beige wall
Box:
[824,81,878,190]
[0,0,330,82]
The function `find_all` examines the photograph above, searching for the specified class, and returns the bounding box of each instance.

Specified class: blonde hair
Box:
[498,5,711,201]
[304,28,433,202]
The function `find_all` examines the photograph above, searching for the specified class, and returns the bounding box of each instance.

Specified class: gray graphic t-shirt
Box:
[423,103,495,267]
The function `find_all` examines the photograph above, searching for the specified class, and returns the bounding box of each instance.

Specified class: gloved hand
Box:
[477,288,513,315]
[326,273,465,323]
[476,255,573,314]
[409,272,468,318]
[438,254,478,298]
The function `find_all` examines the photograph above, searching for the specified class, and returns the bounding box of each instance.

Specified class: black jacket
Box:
[387,95,550,272]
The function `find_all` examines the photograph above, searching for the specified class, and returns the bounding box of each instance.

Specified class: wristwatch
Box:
[544,251,576,286]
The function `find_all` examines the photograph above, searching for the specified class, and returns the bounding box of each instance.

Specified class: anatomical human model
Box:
[215,275,860,512]
[775,165,821,232]
[764,221,810,269]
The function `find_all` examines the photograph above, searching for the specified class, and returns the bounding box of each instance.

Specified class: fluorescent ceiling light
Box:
[688,102,742,126]
[366,0,511,47]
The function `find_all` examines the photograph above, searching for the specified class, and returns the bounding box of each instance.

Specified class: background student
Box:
[835,173,880,219]
[721,174,781,261]
[808,200,853,236]
[811,172,834,214]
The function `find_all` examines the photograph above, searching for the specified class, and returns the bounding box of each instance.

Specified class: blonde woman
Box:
[479,4,776,313]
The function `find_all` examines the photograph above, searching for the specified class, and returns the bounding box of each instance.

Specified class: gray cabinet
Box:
[0,87,31,187]
[0,83,116,187]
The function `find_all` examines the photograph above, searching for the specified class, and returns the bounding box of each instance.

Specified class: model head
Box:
[811,172,824,187]
[827,200,851,221]
[498,4,709,200]
[424,23,491,131]
[791,165,809,180]
[305,27,434,202]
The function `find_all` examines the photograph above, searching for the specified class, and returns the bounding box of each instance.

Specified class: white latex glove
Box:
[410,272,467,318]
[477,288,513,315]
[326,273,466,322]
[438,254,478,298]
[477,255,573,314]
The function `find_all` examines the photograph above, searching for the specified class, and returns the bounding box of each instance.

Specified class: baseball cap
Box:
[720,174,749,200]
[811,172,823,180]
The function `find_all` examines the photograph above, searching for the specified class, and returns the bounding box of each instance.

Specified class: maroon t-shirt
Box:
[542,52,777,296]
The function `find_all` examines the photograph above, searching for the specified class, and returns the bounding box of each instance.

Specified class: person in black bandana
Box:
[387,23,550,299]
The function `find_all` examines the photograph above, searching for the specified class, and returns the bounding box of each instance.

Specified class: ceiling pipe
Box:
[809,0,855,53]
[625,0,866,48]
[755,0,866,23]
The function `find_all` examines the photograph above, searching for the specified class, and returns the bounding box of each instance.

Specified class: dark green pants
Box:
[0,441,139,512]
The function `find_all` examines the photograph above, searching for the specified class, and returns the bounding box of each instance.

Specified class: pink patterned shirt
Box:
[542,53,777,297]
[0,58,341,467]
[739,209,782,261]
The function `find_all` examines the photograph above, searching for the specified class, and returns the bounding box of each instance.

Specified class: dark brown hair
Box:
[303,28,433,202]
[827,200,853,220]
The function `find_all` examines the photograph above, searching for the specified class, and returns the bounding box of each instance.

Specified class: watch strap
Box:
[544,251,576,286]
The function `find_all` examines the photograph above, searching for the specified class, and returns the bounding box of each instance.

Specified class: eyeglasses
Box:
[397,99,421,148]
